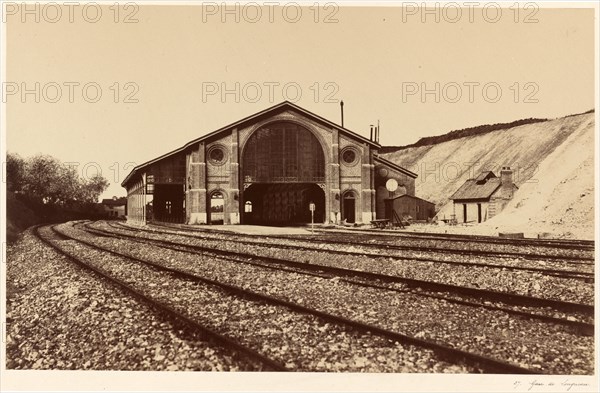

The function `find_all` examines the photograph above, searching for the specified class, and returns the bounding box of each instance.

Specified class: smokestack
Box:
[375,126,379,143]
[377,119,380,143]
[340,100,344,128]
[500,166,514,198]
[370,125,374,141]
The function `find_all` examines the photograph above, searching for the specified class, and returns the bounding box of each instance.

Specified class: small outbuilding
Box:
[385,194,436,222]
[101,196,127,219]
[449,167,517,223]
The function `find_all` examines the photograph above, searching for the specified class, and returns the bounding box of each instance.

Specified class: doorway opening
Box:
[342,191,357,224]
[209,191,225,224]
[242,183,325,226]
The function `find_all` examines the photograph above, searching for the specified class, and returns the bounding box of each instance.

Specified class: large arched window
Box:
[242,122,325,183]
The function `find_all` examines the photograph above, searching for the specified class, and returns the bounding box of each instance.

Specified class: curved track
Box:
[84,222,594,329]
[35,224,286,371]
[45,223,549,374]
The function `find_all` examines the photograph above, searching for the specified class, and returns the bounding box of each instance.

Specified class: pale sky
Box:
[5,2,596,199]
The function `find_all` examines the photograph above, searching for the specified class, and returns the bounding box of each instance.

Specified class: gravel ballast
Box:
[95,222,594,305]
[66,223,594,374]
[6,228,258,371]
[44,224,474,373]
[146,222,596,259]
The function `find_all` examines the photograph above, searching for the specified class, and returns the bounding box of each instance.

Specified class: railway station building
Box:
[122,101,418,226]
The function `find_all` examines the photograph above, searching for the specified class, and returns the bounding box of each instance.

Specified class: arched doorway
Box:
[241,121,326,226]
[342,191,357,224]
[243,183,325,225]
[209,190,225,225]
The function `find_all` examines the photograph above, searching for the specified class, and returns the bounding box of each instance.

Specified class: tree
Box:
[20,154,109,206]
[78,174,110,203]
[23,154,72,205]
[6,152,25,192]
[7,152,112,228]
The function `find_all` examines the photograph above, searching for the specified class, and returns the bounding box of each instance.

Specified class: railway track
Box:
[43,222,556,374]
[145,221,595,264]
[146,222,594,283]
[316,226,595,250]
[34,224,285,371]
[83,222,594,331]
[103,222,594,285]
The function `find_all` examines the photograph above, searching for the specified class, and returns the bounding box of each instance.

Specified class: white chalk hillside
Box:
[382,112,595,239]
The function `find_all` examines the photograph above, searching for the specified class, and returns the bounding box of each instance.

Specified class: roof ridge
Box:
[122,101,382,186]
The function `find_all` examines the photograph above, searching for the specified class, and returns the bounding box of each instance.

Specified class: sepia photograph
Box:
[1,1,598,392]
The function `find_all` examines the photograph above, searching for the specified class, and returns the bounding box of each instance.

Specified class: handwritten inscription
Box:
[513,379,591,392]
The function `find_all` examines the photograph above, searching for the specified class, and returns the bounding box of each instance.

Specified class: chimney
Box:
[500,166,514,198]
[370,125,374,141]
[340,100,344,128]
[375,126,379,143]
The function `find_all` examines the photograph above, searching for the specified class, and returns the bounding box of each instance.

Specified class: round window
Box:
[341,148,358,165]
[208,146,226,165]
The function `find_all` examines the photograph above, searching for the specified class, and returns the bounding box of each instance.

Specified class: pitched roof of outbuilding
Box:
[101,197,127,206]
[387,194,435,205]
[449,173,502,201]
[475,171,495,183]
[122,101,382,187]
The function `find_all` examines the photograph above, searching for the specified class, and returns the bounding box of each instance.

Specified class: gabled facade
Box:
[450,167,517,223]
[122,101,417,226]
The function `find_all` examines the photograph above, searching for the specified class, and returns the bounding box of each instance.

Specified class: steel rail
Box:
[315,227,595,249]
[56,224,542,374]
[34,225,287,371]
[95,223,595,315]
[80,223,595,336]
[142,221,595,264]
[140,224,595,281]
